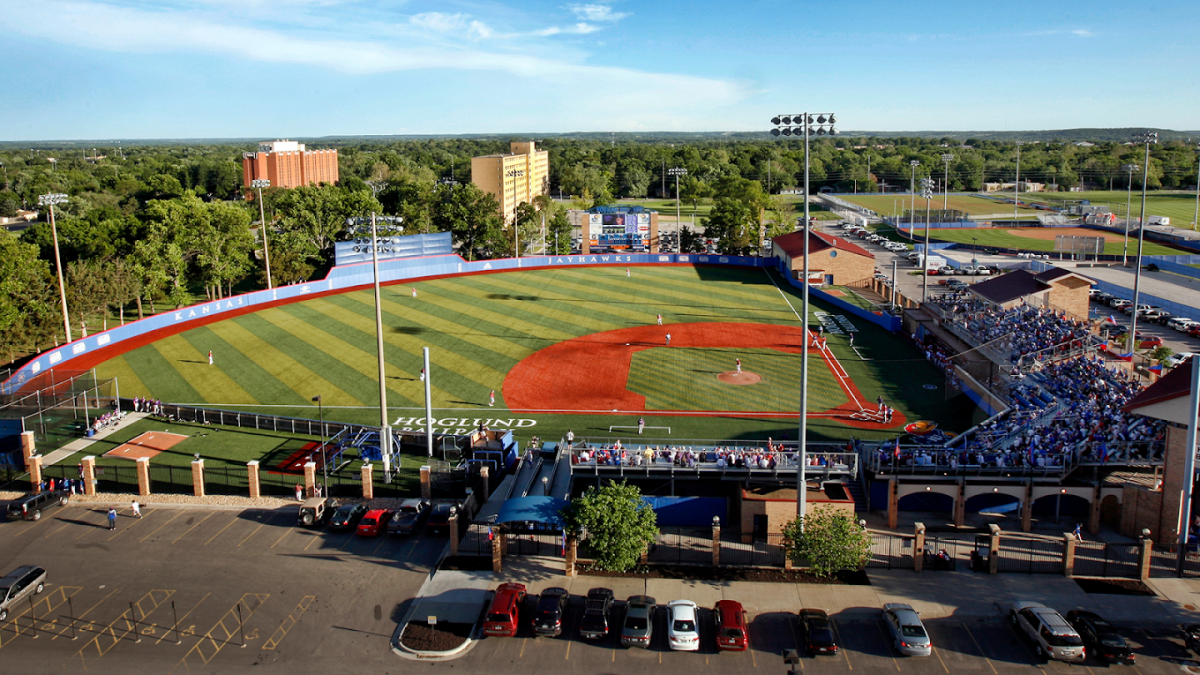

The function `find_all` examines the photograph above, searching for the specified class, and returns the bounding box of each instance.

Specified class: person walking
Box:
[736,358,742,374]
[488,390,495,407]
[849,332,855,347]
[1073,523,1083,541]
[208,350,213,366]
[566,429,574,448]
[656,314,662,326]
[295,484,303,502]
[412,286,417,298]
[626,267,630,277]
[638,417,645,435]
[131,500,142,518]
[665,333,671,346]
[107,507,117,531]
[877,395,884,412]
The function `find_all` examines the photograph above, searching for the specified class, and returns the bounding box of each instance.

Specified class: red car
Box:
[483,583,527,637]
[1139,336,1163,348]
[714,600,749,651]
[356,509,392,537]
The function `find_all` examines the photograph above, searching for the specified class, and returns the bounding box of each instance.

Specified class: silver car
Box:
[882,603,931,656]
[0,565,47,621]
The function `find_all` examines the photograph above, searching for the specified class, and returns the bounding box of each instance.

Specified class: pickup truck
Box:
[578,588,615,639]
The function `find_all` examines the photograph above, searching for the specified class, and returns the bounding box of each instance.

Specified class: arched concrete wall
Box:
[897,484,959,501]
[963,485,1025,502]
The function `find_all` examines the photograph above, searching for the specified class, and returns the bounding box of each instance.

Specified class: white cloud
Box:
[1071,29,1094,37]
[568,4,629,23]
[408,12,493,40]
[0,0,746,108]
[533,23,600,37]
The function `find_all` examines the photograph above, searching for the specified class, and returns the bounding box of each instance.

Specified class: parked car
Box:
[425,502,457,534]
[6,490,68,521]
[578,588,615,640]
[937,266,955,275]
[882,603,932,656]
[1138,336,1163,348]
[799,608,838,656]
[1110,298,1132,309]
[1009,602,1085,662]
[667,600,700,651]
[386,498,431,535]
[0,565,47,621]
[297,496,332,527]
[1066,610,1134,665]
[960,264,979,275]
[1165,353,1195,369]
[620,595,657,648]
[355,509,392,537]
[714,600,749,651]
[1154,311,1174,324]
[1180,623,1200,655]
[533,587,570,637]
[1167,317,1197,331]
[328,502,369,531]
[483,583,527,637]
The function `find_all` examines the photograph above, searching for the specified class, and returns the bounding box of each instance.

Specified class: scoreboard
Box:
[587,212,651,251]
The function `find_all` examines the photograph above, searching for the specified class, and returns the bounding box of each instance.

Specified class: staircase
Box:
[846,479,868,513]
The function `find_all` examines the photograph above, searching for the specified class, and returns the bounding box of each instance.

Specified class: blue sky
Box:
[1,0,1197,140]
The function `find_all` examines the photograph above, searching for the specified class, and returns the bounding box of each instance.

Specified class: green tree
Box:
[432,183,503,260]
[1150,345,1173,362]
[563,480,658,572]
[0,236,56,361]
[679,225,705,253]
[274,185,382,267]
[781,506,871,578]
[703,177,770,255]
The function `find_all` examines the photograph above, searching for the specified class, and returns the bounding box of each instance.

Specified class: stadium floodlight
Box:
[38,193,71,342]
[921,178,935,304]
[251,178,273,289]
[1127,132,1157,405]
[941,154,954,212]
[312,395,328,496]
[1014,142,1023,220]
[769,111,837,527]
[1193,143,1200,230]
[668,167,687,253]
[1121,164,1139,266]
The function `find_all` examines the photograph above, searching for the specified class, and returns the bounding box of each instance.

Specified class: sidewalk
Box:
[41,412,149,466]
[404,555,1200,627]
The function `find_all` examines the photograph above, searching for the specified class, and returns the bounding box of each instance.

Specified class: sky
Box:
[0,0,1197,141]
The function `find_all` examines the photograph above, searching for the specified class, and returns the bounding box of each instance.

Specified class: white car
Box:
[1165,353,1195,369]
[1168,317,1198,331]
[667,600,700,651]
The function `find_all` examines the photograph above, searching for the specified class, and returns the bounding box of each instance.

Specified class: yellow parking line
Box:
[270,528,292,549]
[171,512,216,544]
[261,595,315,650]
[961,623,997,675]
[519,638,526,658]
[786,615,805,670]
[109,509,154,540]
[75,510,112,539]
[238,523,266,547]
[155,592,210,644]
[830,619,854,670]
[932,646,949,673]
[139,510,185,543]
[874,620,899,671]
[303,533,324,551]
[370,535,390,557]
[565,639,571,660]
[44,521,72,539]
[204,517,238,546]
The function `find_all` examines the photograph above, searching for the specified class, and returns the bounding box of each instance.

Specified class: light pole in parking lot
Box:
[1127,132,1158,363]
[1122,164,1138,266]
[770,112,837,526]
[312,395,328,496]
[38,192,72,342]
[669,167,687,252]
[1014,141,1023,220]
[908,160,919,229]
[941,154,954,213]
[251,179,273,289]
[1193,143,1200,230]
[921,178,934,303]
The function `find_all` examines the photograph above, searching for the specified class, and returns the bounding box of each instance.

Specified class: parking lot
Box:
[0,502,444,673]
[456,594,1200,675]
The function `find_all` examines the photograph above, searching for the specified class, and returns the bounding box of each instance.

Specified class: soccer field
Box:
[90,266,981,444]
[839,193,1043,219]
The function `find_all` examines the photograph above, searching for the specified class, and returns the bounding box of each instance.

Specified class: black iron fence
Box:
[867,532,913,569]
[719,534,786,567]
[996,536,1063,574]
[646,528,713,565]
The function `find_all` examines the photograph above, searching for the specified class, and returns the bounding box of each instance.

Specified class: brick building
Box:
[242,140,339,195]
[733,483,856,541]
[967,268,1093,319]
[771,229,874,286]
[471,141,549,224]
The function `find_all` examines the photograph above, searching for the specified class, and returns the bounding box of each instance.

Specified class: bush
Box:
[781,507,871,578]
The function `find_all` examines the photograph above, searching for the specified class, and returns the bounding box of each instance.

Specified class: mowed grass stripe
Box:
[306,294,507,404]
[278,302,450,407]
[625,266,794,313]
[551,268,792,325]
[438,273,633,334]
[101,342,204,403]
[151,331,260,404]
[404,282,577,345]
[205,319,354,406]
[231,312,386,408]
[93,354,148,397]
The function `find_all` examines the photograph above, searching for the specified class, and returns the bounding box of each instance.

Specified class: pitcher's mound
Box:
[105,431,189,461]
[718,371,761,385]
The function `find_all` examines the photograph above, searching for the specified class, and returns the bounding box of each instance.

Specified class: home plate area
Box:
[103,431,189,460]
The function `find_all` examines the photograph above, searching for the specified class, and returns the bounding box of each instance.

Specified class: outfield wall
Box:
[0,252,773,395]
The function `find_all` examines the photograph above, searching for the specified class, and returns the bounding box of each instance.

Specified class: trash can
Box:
[85,429,95,438]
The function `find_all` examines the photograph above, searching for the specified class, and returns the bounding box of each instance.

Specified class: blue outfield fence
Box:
[1,252,776,394]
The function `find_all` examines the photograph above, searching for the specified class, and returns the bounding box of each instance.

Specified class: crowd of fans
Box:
[90,409,127,433]
[571,442,853,471]
[932,296,1092,362]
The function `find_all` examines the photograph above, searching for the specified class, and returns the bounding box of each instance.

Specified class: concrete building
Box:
[771,229,875,286]
[471,141,549,224]
[967,268,1093,319]
[242,140,339,195]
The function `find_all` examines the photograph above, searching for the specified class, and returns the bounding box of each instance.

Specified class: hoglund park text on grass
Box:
[2,130,1199,553]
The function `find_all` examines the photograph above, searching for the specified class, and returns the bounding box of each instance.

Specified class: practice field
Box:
[89,266,980,443]
[1020,190,1199,226]
[839,194,1043,219]
[898,224,1188,256]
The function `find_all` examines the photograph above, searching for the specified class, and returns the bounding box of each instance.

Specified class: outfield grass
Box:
[840,194,1043,219]
[903,226,1186,256]
[1018,190,1200,227]
[92,267,984,446]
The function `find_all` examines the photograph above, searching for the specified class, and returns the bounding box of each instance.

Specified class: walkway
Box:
[41,412,149,465]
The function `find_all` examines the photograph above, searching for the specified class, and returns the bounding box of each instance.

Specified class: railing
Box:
[570,448,858,480]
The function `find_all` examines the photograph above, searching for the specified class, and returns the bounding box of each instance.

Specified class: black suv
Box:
[533,587,570,637]
[328,502,368,530]
[578,588,614,640]
[6,490,69,521]
[1066,610,1134,665]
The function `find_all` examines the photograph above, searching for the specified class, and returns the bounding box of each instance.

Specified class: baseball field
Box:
[839,194,1044,219]
[896,225,1187,256]
[85,265,980,451]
